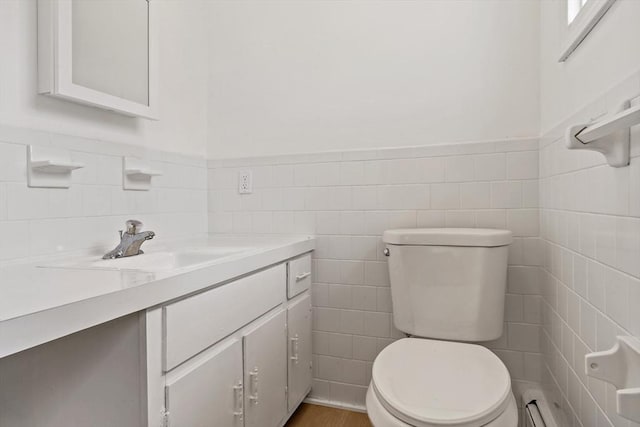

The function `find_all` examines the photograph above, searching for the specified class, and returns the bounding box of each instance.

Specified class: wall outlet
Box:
[238,170,253,194]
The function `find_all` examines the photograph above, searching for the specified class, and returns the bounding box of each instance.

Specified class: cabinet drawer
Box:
[287,254,311,299]
[164,264,286,371]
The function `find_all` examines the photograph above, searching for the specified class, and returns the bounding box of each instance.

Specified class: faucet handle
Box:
[126,219,143,235]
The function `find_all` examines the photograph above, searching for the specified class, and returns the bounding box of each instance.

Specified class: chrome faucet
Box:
[103,220,155,259]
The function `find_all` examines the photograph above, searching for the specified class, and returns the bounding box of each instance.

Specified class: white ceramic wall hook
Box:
[565,101,633,168]
[585,336,640,422]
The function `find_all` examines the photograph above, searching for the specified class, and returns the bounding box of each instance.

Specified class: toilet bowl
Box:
[365,339,518,427]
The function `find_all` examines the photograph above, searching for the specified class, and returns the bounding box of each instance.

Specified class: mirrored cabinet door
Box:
[38,0,158,119]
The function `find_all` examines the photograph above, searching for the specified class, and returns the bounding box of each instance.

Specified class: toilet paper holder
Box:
[585,336,640,422]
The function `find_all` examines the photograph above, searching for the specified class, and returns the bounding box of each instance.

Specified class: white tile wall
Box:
[208,138,543,409]
[0,125,208,266]
[539,74,640,427]
[14,94,639,420]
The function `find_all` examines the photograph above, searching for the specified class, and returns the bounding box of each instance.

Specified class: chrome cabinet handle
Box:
[295,272,311,282]
[249,368,259,405]
[233,381,243,420]
[290,335,299,364]
[383,248,390,257]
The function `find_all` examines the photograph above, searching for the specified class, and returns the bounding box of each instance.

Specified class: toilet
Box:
[366,228,518,427]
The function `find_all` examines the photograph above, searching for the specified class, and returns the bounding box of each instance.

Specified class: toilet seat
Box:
[370,338,512,427]
[366,384,518,427]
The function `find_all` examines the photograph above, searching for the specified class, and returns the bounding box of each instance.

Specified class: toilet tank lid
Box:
[383,228,512,247]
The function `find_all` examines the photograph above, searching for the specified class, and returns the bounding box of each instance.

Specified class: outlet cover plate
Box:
[238,170,252,194]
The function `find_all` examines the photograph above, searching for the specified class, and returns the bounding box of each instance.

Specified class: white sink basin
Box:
[42,248,243,273]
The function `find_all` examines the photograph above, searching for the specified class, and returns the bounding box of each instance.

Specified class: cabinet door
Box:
[243,310,287,427]
[287,295,312,412]
[165,339,243,427]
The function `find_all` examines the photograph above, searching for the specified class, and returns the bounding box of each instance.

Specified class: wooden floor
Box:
[285,403,372,427]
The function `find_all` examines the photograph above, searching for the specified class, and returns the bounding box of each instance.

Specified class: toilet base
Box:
[366,383,519,427]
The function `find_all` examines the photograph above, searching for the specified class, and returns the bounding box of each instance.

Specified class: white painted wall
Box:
[207,0,540,158]
[0,0,209,157]
[540,0,640,133]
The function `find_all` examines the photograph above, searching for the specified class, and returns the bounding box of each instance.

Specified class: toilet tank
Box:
[383,228,512,342]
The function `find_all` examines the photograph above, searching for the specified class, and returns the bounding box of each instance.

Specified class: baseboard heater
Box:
[522,390,562,427]
[524,400,546,427]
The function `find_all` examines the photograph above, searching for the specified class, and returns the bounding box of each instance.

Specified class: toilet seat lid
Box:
[371,338,512,427]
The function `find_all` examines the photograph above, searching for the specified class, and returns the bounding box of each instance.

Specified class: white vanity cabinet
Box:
[145,252,313,427]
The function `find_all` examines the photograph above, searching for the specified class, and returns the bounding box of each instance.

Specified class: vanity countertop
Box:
[0,234,314,358]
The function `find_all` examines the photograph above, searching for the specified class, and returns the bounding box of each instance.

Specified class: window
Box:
[558,0,616,62]
[567,0,589,24]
